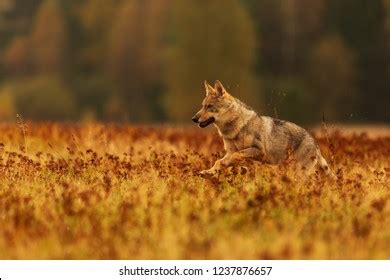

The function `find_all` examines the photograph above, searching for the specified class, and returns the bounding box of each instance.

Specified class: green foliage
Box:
[326,0,389,121]
[385,0,390,36]
[71,75,113,120]
[164,0,260,121]
[252,0,326,74]
[0,0,389,123]
[3,77,77,120]
[262,77,315,124]
[306,35,357,121]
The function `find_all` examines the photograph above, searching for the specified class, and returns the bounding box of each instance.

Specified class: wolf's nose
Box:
[192,116,199,123]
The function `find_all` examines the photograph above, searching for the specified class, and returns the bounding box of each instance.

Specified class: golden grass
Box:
[0,122,389,259]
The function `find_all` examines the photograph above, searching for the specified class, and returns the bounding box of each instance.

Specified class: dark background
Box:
[0,0,389,124]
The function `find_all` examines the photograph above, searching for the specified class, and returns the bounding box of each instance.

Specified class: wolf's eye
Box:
[206,104,214,110]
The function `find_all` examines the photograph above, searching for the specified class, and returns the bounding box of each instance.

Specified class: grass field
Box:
[0,122,389,259]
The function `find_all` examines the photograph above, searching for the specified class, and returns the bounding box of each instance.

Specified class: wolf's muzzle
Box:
[192,115,199,123]
[199,117,215,128]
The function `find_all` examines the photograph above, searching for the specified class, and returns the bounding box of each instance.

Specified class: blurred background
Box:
[0,0,389,124]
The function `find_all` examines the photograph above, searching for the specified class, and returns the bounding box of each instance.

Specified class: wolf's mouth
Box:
[199,117,215,128]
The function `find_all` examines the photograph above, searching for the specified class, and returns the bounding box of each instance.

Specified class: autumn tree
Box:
[30,0,68,75]
[3,35,31,75]
[107,0,170,121]
[79,0,121,69]
[326,0,389,121]
[383,0,390,98]
[246,0,326,75]
[0,0,41,50]
[306,35,356,120]
[165,0,259,122]
[385,0,390,42]
[280,0,326,74]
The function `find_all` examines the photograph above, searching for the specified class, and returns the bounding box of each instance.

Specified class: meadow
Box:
[0,122,388,259]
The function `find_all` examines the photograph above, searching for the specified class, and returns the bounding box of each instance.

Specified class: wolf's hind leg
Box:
[316,155,337,180]
[296,156,318,176]
[296,152,336,180]
[292,136,321,175]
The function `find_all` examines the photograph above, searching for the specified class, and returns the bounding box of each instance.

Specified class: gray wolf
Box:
[192,80,335,179]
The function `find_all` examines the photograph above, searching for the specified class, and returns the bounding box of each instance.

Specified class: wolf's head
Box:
[192,80,235,128]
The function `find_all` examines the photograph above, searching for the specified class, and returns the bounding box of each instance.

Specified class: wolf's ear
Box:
[204,80,215,95]
[214,80,226,96]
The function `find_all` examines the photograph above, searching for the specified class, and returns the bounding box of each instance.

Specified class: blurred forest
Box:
[0,0,389,123]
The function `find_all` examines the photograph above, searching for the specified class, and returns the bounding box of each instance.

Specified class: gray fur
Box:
[192,80,336,179]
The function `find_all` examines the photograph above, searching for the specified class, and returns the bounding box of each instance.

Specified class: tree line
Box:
[0,0,389,123]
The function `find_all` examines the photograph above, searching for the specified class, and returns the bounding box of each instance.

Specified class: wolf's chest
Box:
[225,132,257,151]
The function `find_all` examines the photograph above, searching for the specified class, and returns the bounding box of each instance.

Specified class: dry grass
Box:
[0,122,389,259]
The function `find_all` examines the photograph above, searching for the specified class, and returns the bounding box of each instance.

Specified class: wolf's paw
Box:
[199,168,219,178]
[328,172,338,182]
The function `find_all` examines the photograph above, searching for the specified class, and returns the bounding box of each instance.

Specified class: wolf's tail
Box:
[317,155,337,180]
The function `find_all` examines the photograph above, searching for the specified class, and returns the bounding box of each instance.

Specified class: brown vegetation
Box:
[0,122,389,259]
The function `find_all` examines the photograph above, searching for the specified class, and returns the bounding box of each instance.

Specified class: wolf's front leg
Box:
[199,155,227,177]
[200,147,263,176]
[222,147,264,166]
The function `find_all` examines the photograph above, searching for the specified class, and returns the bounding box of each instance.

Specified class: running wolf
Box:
[192,80,335,178]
